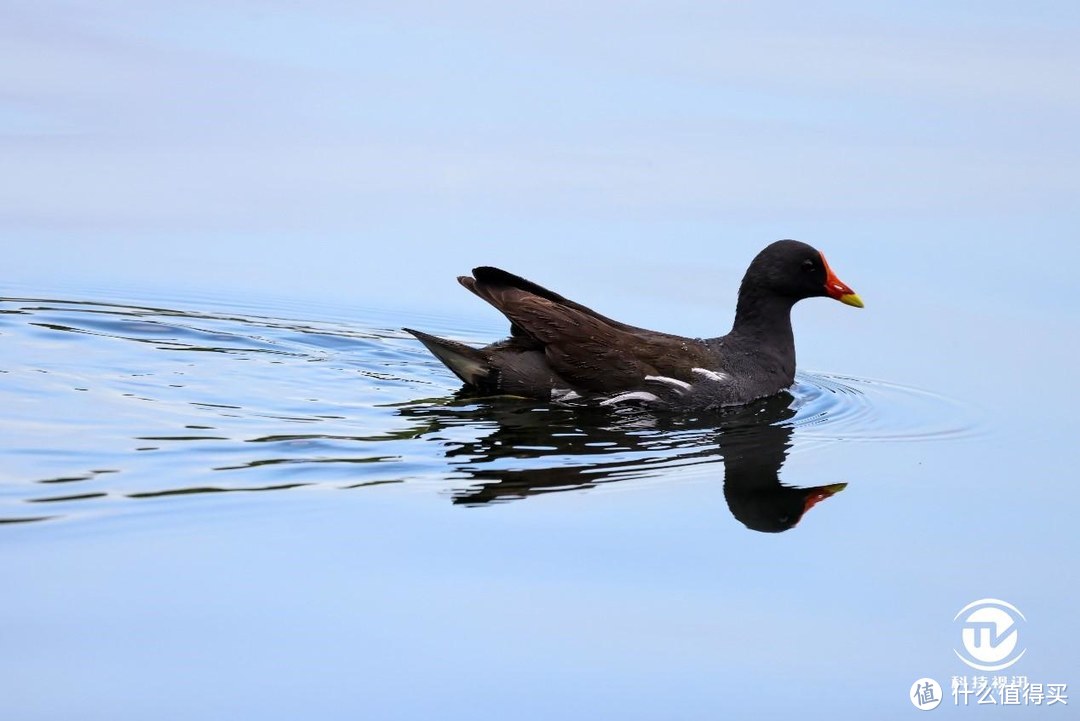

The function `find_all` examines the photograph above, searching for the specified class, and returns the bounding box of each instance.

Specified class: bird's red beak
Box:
[820,252,864,308]
[802,482,848,515]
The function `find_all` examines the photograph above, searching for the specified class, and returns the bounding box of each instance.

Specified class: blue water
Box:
[4,3,1080,718]
[2,269,1076,719]
[0,293,975,526]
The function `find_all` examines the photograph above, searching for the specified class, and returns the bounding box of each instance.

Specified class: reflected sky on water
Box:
[2,2,1079,719]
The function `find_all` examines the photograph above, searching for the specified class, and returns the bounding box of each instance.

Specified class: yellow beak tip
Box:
[840,293,864,308]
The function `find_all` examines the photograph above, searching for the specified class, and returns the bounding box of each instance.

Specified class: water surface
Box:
[4,281,1074,720]
[3,3,1080,717]
[0,294,973,528]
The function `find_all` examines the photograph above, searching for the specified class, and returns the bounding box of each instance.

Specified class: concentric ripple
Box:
[789,371,983,442]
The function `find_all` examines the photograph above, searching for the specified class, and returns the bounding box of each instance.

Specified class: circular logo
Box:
[910,678,942,710]
[954,598,1026,671]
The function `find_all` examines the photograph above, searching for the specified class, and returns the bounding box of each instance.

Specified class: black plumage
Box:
[406,239,862,408]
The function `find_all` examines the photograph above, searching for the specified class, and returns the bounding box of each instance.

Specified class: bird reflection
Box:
[396,392,847,532]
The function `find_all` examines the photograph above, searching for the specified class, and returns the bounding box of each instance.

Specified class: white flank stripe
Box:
[691,367,730,383]
[599,391,661,406]
[644,375,692,392]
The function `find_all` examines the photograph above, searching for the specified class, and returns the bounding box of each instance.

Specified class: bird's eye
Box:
[802,259,815,273]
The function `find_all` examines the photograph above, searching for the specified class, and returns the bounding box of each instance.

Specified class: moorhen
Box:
[405,239,863,408]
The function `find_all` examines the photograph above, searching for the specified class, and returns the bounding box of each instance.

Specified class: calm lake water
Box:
[3,3,1079,717]
[2,246,1077,718]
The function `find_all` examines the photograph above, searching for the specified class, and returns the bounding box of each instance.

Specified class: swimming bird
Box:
[405,239,863,409]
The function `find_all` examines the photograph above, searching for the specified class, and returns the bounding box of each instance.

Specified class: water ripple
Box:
[790,371,983,442]
[0,294,981,527]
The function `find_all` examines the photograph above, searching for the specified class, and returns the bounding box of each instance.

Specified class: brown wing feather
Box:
[458,274,537,345]
[461,267,670,334]
[460,268,711,392]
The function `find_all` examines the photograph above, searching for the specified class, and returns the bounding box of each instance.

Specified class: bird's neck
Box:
[729,289,797,377]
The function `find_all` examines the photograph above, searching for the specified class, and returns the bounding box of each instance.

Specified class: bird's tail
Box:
[403,328,492,387]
